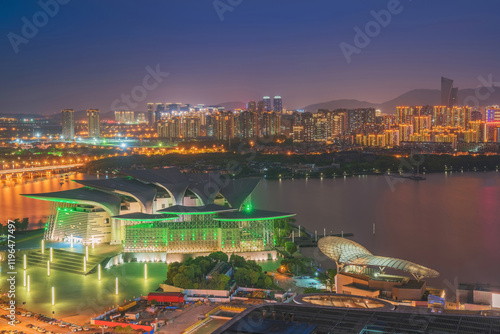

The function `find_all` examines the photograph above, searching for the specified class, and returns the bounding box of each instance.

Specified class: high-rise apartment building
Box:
[486,106,500,122]
[61,109,74,139]
[247,100,256,112]
[182,116,200,138]
[239,111,259,138]
[262,111,281,137]
[215,111,235,140]
[257,100,265,113]
[273,96,283,113]
[86,109,100,138]
[147,103,155,125]
[114,111,135,124]
[263,96,272,112]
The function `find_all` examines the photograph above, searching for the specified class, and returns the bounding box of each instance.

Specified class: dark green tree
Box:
[285,241,297,255]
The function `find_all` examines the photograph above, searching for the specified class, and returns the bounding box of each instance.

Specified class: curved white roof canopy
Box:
[318,236,439,279]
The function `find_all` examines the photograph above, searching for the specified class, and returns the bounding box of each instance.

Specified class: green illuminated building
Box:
[22,168,295,256]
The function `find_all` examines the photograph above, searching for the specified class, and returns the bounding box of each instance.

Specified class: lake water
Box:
[253,173,500,290]
[1,172,499,290]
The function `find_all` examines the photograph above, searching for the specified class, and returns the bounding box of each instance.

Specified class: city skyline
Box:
[1,0,500,114]
[2,2,500,331]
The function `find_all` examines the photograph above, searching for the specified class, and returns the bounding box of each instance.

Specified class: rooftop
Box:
[158,204,235,215]
[318,236,439,279]
[214,303,500,334]
[21,187,122,215]
[111,212,179,221]
[214,209,295,221]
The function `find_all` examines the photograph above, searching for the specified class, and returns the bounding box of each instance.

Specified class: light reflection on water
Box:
[253,172,500,289]
[2,172,500,291]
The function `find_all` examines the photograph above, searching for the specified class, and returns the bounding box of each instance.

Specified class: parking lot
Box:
[0,305,110,334]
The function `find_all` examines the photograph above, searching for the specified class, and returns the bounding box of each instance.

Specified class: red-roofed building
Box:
[147,292,184,304]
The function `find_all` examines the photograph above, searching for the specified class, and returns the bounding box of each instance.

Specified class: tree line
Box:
[165,251,273,290]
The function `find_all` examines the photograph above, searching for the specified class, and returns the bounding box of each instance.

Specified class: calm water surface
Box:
[1,172,499,289]
[253,173,500,289]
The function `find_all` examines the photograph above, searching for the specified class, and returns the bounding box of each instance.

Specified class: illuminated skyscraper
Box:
[413,115,432,134]
[114,111,134,124]
[182,116,200,138]
[86,109,100,138]
[273,96,283,113]
[215,111,235,140]
[486,106,500,122]
[399,124,413,142]
[262,112,281,137]
[239,111,259,138]
[61,109,74,140]
[263,96,272,112]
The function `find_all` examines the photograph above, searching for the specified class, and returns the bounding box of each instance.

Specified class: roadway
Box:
[0,164,84,175]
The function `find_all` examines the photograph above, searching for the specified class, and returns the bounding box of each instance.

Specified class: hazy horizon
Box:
[1,0,500,114]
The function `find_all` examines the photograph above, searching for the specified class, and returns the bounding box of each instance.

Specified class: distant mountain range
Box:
[2,88,499,119]
[302,88,500,113]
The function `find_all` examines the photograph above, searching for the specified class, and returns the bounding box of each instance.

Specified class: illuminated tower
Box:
[61,109,74,140]
[263,96,272,112]
[215,111,235,140]
[273,96,283,113]
[86,109,100,138]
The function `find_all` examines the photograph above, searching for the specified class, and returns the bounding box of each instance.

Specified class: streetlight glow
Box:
[115,277,119,295]
[52,287,55,306]
[98,264,101,281]
[145,263,147,280]
[27,275,30,292]
[50,247,53,262]
[47,261,50,276]
[83,256,86,272]
[24,254,27,270]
